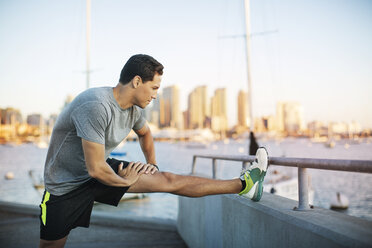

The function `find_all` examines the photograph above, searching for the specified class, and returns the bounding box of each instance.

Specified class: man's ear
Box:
[131,76,142,88]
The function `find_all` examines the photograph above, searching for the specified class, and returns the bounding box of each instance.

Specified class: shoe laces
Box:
[240,159,259,176]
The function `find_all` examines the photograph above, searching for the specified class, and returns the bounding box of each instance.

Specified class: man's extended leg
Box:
[128,147,269,201]
[127,172,242,197]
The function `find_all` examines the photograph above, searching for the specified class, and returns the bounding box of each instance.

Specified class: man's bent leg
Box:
[39,236,68,248]
[127,172,242,197]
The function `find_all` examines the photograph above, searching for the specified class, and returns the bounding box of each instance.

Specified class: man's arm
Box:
[81,138,147,187]
[135,122,157,165]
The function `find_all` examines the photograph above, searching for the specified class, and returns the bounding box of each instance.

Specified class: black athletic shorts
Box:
[39,158,130,241]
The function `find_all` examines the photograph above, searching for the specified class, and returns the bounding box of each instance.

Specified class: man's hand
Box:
[117,162,145,186]
[118,162,158,185]
[144,163,158,174]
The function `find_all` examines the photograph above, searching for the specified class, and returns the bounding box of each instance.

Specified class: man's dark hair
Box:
[119,54,164,84]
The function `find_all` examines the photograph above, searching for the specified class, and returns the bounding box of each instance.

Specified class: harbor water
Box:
[0,137,371,221]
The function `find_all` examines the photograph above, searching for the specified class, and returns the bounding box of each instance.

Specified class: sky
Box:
[0,0,371,128]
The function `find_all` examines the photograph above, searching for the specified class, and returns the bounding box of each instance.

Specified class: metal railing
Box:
[191,154,372,210]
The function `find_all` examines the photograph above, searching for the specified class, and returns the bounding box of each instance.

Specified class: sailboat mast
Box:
[244,0,254,131]
[86,0,91,89]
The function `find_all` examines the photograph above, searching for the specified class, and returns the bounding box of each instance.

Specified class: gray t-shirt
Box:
[44,87,146,196]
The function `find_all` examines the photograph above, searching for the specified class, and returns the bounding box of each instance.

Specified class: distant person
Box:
[39,54,269,248]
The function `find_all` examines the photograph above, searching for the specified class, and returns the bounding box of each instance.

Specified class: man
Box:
[39,54,269,248]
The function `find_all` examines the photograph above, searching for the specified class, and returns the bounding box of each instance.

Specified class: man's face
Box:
[134,73,161,109]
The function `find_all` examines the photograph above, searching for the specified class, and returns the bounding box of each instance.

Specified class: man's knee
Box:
[158,172,179,192]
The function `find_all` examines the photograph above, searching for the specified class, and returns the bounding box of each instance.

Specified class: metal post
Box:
[296,167,310,210]
[244,0,254,131]
[212,159,217,179]
[191,156,197,174]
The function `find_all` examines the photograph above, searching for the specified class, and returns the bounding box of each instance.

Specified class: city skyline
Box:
[0,89,367,145]
[0,1,371,128]
[1,83,366,135]
[148,84,364,135]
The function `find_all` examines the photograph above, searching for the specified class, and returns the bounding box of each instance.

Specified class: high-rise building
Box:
[308,121,325,137]
[47,114,58,134]
[0,108,22,125]
[328,122,348,136]
[149,93,161,128]
[237,90,249,128]
[183,110,189,131]
[188,92,199,129]
[276,102,305,134]
[63,95,75,109]
[159,95,165,127]
[0,108,22,140]
[276,102,285,132]
[255,116,275,133]
[348,121,361,135]
[160,85,181,128]
[27,113,45,136]
[27,114,43,127]
[211,88,228,132]
[199,86,209,121]
[187,86,208,129]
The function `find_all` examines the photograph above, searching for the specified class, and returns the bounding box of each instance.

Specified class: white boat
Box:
[36,140,49,149]
[325,140,336,148]
[330,192,349,210]
[185,141,209,149]
[5,171,14,180]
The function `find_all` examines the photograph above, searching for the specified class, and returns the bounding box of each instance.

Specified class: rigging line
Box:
[218,30,278,39]
[239,0,249,93]
[265,1,278,95]
[217,0,231,88]
[73,0,84,65]
[257,0,281,111]
[271,0,283,94]
[261,1,275,93]
[216,0,227,87]
[68,1,85,96]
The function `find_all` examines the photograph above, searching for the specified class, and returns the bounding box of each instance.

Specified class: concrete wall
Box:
[177,193,372,248]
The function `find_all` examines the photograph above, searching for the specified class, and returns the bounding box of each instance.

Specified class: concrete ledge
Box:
[177,193,372,248]
[90,211,176,231]
[0,200,39,216]
[0,200,176,232]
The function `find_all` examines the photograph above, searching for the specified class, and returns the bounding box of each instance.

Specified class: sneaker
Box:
[238,147,269,201]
